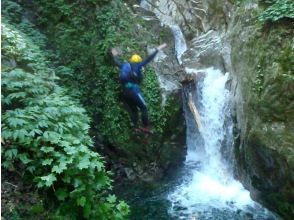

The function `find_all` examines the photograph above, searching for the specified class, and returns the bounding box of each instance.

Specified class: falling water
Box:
[168,68,278,220]
[140,0,187,64]
[170,25,187,64]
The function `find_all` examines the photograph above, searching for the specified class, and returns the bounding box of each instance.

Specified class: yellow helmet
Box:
[129,54,142,63]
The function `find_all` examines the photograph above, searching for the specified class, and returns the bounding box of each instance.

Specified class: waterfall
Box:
[170,25,187,64]
[169,68,250,209]
[140,0,187,64]
[167,68,278,219]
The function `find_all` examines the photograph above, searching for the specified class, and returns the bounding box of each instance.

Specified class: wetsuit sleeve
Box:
[138,49,158,68]
[113,55,123,67]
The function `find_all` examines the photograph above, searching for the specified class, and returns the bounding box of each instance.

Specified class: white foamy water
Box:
[168,68,271,218]
[197,69,230,178]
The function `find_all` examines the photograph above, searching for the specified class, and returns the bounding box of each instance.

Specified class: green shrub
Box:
[1,5,129,219]
[258,0,294,22]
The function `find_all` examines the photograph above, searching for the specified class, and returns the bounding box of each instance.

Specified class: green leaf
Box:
[29,204,44,214]
[73,139,80,144]
[18,153,32,164]
[4,148,18,159]
[56,188,68,201]
[106,195,116,204]
[1,130,12,140]
[64,146,77,155]
[34,129,43,135]
[38,120,48,128]
[92,160,104,171]
[83,203,91,219]
[40,146,54,153]
[52,160,67,174]
[27,165,36,173]
[2,161,12,169]
[78,155,90,169]
[117,201,129,215]
[40,174,57,187]
[42,159,53,166]
[7,117,27,128]
[77,196,86,207]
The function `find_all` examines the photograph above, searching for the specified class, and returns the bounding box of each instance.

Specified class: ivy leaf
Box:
[106,195,116,204]
[78,155,90,170]
[117,201,129,215]
[7,117,27,128]
[4,148,18,159]
[1,130,12,140]
[40,146,54,153]
[52,160,67,174]
[34,129,43,135]
[18,153,32,164]
[42,159,53,166]
[38,120,48,128]
[40,174,57,187]
[64,146,77,155]
[92,160,104,171]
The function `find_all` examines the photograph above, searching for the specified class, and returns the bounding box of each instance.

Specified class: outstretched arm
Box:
[111,48,122,67]
[139,43,167,67]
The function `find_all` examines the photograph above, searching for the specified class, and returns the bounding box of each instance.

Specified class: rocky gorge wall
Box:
[229,4,294,219]
[131,0,293,219]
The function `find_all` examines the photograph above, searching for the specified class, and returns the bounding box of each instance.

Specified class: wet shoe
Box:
[134,127,141,133]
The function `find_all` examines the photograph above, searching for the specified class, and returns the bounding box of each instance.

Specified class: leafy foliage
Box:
[1,2,129,218]
[142,68,175,133]
[29,0,170,149]
[2,0,180,216]
[258,0,294,22]
[253,64,265,94]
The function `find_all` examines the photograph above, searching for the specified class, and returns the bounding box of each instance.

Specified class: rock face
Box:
[134,0,294,218]
[107,2,188,182]
[229,8,294,219]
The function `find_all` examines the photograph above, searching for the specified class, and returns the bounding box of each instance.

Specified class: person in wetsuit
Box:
[111,43,167,133]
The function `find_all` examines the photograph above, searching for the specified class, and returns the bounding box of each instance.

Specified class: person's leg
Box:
[133,92,149,127]
[129,104,139,127]
[123,90,139,127]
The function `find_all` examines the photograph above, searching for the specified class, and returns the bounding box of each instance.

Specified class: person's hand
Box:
[157,43,167,50]
[111,48,119,56]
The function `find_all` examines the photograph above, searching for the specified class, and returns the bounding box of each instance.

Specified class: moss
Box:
[231,7,294,219]
[262,193,294,219]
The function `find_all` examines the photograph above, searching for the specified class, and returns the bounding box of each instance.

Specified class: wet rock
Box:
[124,168,137,181]
[229,4,294,219]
